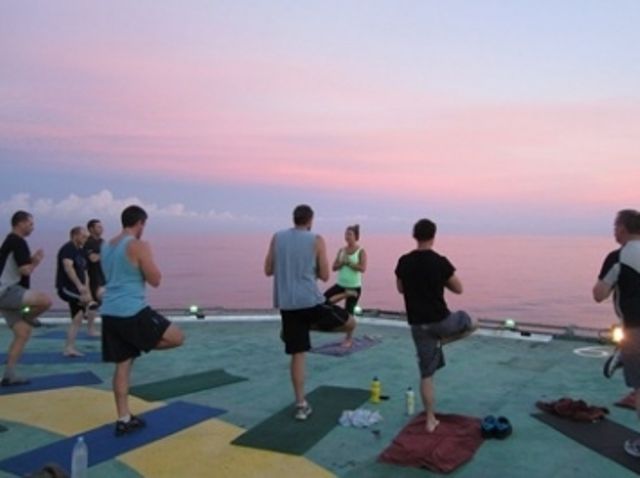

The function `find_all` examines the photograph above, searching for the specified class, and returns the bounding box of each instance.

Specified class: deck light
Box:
[353,305,363,316]
[21,306,31,315]
[504,318,517,330]
[188,304,205,319]
[612,325,624,344]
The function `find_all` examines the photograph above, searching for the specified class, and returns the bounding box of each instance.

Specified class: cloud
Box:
[0,190,235,222]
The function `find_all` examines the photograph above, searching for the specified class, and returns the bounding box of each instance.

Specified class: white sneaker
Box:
[624,439,640,457]
[294,402,313,421]
[603,348,623,378]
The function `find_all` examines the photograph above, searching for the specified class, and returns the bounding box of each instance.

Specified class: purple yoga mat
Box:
[310,335,381,357]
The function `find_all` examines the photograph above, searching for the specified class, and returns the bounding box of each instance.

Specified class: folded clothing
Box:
[536,397,609,422]
[339,409,383,428]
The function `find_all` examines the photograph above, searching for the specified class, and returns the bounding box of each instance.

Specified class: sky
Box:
[1,0,639,236]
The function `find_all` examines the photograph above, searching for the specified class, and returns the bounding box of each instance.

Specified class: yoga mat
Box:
[232,385,370,455]
[532,412,640,474]
[379,413,484,473]
[310,335,381,357]
[0,401,226,476]
[0,351,101,364]
[0,371,101,395]
[36,330,101,341]
[130,369,248,401]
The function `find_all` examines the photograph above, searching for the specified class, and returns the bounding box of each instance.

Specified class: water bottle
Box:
[370,377,381,404]
[405,387,415,415]
[71,436,88,478]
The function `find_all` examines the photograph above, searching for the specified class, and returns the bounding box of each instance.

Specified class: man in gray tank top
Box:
[265,204,355,420]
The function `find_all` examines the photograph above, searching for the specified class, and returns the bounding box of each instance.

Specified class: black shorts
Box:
[281,303,349,354]
[324,284,361,314]
[102,307,171,363]
[58,288,84,318]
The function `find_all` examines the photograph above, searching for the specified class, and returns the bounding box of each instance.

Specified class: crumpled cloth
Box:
[536,397,609,422]
[339,409,383,428]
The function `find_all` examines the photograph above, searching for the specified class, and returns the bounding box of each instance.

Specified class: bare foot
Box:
[340,338,353,348]
[425,417,440,433]
[64,348,84,357]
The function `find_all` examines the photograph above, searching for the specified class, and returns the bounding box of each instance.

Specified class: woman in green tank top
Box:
[324,224,368,347]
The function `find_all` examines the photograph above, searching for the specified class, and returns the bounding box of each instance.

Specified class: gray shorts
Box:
[0,284,27,328]
[622,326,640,388]
[411,310,473,378]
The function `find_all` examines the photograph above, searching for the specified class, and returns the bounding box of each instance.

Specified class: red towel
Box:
[378,413,484,474]
[615,390,637,410]
[536,397,608,422]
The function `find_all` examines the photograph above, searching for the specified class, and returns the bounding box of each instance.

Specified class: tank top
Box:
[272,228,325,310]
[100,235,147,317]
[337,248,362,288]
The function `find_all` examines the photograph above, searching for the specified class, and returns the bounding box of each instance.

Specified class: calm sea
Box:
[28,232,617,329]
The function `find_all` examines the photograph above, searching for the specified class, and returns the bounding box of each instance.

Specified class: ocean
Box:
[27,232,617,330]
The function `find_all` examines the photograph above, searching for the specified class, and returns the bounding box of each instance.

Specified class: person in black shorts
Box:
[593,209,640,457]
[56,226,93,356]
[265,204,356,420]
[85,219,105,301]
[101,205,184,436]
[0,211,52,385]
[395,218,476,432]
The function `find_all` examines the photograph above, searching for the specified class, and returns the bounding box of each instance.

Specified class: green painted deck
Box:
[0,317,637,477]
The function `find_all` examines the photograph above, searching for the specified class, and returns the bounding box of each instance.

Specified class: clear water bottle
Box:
[71,436,88,478]
[405,387,415,415]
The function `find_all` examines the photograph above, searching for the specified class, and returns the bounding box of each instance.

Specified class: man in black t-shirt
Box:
[593,209,640,457]
[395,218,476,433]
[85,218,105,303]
[56,226,93,356]
[0,211,52,386]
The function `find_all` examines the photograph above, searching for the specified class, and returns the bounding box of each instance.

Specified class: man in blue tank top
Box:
[265,204,356,420]
[101,205,184,436]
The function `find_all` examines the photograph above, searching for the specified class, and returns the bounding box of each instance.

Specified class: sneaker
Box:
[624,438,640,457]
[114,415,146,436]
[604,349,623,378]
[294,402,313,421]
[1,376,30,387]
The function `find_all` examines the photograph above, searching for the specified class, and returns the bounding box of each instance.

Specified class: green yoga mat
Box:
[130,369,247,401]
[232,385,370,455]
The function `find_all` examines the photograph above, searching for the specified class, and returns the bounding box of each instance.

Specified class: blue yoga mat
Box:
[36,330,101,341]
[0,372,102,396]
[0,371,102,395]
[310,335,381,357]
[0,351,102,364]
[0,401,226,476]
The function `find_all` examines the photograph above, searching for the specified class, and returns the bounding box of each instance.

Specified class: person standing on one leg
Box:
[101,205,184,436]
[84,218,106,336]
[56,226,93,357]
[592,208,640,457]
[395,218,476,433]
[265,204,355,421]
[324,224,367,348]
[0,211,52,385]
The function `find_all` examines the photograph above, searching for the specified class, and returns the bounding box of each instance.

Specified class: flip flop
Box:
[494,416,513,439]
[481,415,497,438]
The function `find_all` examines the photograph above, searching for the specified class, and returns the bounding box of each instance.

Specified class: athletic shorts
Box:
[281,303,349,354]
[622,325,640,388]
[0,284,27,328]
[324,284,362,314]
[58,288,84,318]
[102,307,171,363]
[411,310,473,378]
